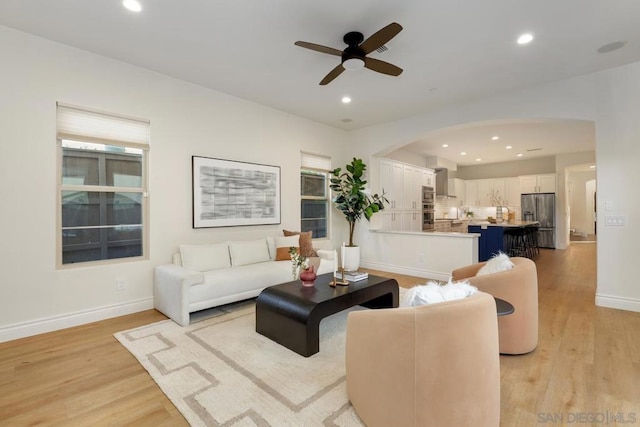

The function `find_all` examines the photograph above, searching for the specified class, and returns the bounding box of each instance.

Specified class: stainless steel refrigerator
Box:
[521,193,556,248]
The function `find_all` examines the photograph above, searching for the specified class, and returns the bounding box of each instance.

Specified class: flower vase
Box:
[300,265,317,287]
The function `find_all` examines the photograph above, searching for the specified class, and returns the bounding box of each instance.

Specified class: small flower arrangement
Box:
[488,189,504,207]
[289,247,309,279]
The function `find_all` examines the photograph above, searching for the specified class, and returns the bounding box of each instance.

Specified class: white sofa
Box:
[154,236,334,326]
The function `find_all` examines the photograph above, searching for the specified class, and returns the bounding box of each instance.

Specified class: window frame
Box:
[56,136,149,269]
[300,168,331,240]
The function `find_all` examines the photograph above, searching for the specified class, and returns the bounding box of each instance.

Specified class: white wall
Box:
[594,61,640,311]
[0,26,350,340]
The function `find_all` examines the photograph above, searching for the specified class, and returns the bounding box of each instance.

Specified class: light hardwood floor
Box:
[1,244,639,425]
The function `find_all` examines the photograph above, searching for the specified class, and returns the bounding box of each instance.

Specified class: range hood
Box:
[435,168,456,198]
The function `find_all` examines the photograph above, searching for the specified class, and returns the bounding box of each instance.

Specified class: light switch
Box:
[604,215,625,226]
[605,201,614,211]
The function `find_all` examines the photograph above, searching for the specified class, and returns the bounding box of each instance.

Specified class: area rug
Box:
[115,301,370,426]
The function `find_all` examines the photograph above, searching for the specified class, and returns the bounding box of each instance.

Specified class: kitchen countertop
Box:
[468,220,540,228]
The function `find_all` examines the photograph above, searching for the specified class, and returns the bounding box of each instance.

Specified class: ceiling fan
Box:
[295,22,403,85]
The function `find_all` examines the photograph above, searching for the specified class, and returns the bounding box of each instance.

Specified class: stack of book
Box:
[343,270,369,282]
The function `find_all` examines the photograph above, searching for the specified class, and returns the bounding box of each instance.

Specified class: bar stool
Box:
[504,227,527,257]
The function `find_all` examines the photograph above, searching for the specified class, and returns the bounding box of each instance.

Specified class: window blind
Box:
[301,152,331,171]
[57,104,150,147]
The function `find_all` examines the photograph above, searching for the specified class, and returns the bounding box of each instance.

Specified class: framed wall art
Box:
[192,156,281,228]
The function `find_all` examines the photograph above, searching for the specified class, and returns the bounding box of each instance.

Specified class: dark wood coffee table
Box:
[255,273,399,357]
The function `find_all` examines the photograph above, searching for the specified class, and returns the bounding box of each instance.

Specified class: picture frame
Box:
[192,156,281,228]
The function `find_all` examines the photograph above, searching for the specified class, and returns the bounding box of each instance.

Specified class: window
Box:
[57,104,149,266]
[300,153,331,239]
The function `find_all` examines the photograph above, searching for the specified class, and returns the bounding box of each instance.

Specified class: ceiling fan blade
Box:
[319,64,345,85]
[364,57,403,76]
[294,41,342,56]
[359,22,403,54]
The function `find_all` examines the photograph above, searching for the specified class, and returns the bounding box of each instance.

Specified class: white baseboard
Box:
[0,297,154,343]
[595,293,640,312]
[359,261,450,282]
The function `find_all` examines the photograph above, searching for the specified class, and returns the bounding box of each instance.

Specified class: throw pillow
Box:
[274,235,300,261]
[179,243,230,272]
[401,279,477,307]
[228,239,271,267]
[283,230,317,257]
[476,252,514,276]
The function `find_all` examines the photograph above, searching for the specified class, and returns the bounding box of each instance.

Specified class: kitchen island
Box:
[356,229,480,281]
[468,220,540,261]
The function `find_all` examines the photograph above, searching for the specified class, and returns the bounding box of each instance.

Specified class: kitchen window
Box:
[57,104,150,266]
[300,153,331,239]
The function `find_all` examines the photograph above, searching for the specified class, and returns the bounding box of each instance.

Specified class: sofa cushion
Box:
[179,243,230,272]
[228,239,271,266]
[283,230,317,257]
[274,235,300,261]
[401,280,477,307]
[477,252,514,276]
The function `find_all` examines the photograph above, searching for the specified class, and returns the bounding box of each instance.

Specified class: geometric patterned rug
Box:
[115,300,367,426]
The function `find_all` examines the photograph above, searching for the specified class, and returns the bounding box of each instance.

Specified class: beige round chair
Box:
[452,257,538,355]
[346,292,500,427]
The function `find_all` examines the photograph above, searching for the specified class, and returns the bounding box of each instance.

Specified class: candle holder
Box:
[330,268,349,287]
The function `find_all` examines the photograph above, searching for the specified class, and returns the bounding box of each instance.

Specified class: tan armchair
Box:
[346,292,500,427]
[452,257,538,355]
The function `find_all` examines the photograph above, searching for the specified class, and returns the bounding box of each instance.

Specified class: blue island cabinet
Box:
[468,225,504,262]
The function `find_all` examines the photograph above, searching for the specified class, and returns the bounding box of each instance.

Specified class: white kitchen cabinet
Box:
[402,211,422,232]
[466,178,513,206]
[380,211,401,231]
[490,179,506,205]
[477,179,494,206]
[465,180,479,206]
[449,178,466,205]
[505,177,521,206]
[379,159,433,231]
[423,170,435,187]
[537,174,557,193]
[520,174,556,193]
[379,160,404,210]
[402,165,423,210]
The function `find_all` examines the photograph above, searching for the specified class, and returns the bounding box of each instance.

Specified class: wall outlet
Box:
[604,215,625,226]
[116,278,126,291]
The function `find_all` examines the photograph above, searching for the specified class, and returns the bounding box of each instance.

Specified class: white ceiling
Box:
[401,119,596,166]
[1,0,637,164]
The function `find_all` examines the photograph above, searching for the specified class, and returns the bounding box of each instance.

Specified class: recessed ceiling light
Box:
[597,41,628,54]
[505,145,512,149]
[590,165,596,169]
[517,33,534,45]
[491,136,499,140]
[442,144,449,148]
[516,153,523,157]
[460,152,467,156]
[341,96,352,104]
[123,0,142,12]
[476,158,482,162]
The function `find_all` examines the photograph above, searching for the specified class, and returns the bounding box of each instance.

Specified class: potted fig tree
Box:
[330,158,388,270]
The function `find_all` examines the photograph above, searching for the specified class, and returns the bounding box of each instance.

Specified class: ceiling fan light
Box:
[343,57,365,70]
[122,0,142,12]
